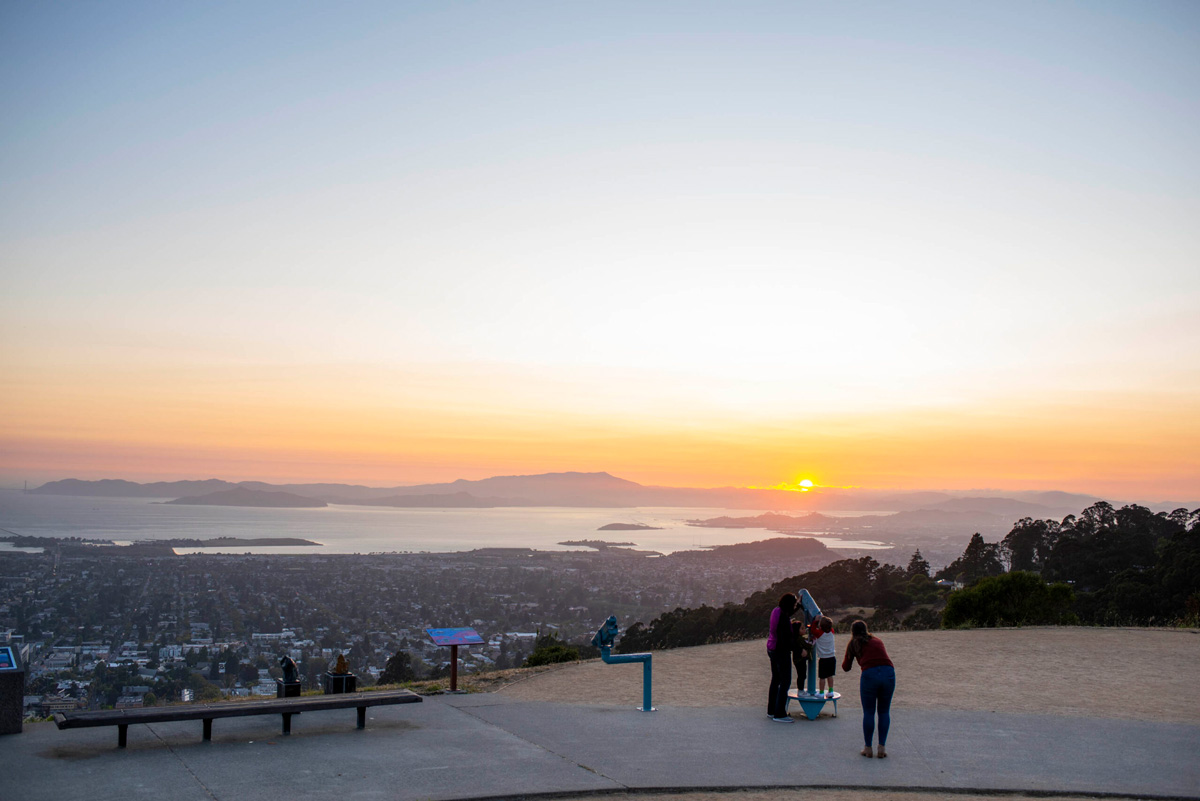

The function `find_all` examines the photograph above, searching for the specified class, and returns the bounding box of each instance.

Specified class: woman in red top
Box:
[841,619,896,758]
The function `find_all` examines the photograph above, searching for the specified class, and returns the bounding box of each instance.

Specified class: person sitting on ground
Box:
[809,615,836,696]
[842,619,896,759]
[767,592,798,722]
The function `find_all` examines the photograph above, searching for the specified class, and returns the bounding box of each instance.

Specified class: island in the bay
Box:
[154,537,321,547]
[559,539,638,549]
[597,522,663,530]
[163,488,328,508]
[0,535,321,553]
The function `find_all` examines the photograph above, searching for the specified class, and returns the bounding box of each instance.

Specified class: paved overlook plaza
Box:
[5,629,1200,801]
[5,695,1198,801]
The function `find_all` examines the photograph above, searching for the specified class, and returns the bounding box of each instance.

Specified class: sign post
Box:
[426,628,484,692]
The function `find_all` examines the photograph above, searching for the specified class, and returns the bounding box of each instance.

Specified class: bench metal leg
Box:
[203,718,212,741]
[118,724,128,748]
[357,707,366,729]
[282,713,292,735]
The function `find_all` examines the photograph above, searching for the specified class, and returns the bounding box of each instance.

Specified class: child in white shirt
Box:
[809,616,837,696]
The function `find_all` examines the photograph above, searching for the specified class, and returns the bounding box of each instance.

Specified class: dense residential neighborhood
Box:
[1,543,835,718]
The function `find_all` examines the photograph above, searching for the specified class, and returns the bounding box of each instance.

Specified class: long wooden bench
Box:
[54,689,422,747]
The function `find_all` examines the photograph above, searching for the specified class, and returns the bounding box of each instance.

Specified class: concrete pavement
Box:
[4,693,1198,800]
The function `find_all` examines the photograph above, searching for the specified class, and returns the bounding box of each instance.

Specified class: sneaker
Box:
[771,715,795,723]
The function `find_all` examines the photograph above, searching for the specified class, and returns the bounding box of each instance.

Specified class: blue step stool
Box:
[786,689,840,720]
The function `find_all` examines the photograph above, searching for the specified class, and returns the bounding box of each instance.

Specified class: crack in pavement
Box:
[443,700,629,791]
[900,725,946,786]
[147,724,220,801]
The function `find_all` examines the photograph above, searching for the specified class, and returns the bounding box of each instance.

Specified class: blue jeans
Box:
[860,665,895,747]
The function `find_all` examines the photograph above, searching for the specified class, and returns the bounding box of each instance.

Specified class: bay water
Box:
[0,491,890,555]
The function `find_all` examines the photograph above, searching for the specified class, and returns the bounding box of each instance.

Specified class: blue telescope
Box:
[788,588,840,719]
[591,616,654,712]
[797,589,821,694]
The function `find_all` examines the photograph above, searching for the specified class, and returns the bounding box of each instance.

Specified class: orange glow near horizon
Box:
[3,4,1199,506]
[2,358,1197,499]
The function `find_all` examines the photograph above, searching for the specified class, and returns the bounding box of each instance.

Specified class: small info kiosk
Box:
[0,645,25,735]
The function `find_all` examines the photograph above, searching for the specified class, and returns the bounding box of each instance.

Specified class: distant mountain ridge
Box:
[32,478,239,498]
[30,473,1179,513]
[329,492,521,508]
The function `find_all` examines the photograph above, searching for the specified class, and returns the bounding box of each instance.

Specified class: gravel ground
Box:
[498,627,1200,723]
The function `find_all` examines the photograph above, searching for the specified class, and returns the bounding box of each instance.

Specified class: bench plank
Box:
[53,689,421,746]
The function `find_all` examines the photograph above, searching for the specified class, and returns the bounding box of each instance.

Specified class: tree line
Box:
[616,502,1199,651]
[939,502,1198,627]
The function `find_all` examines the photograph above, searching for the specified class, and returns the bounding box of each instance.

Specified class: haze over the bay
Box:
[2,2,1198,498]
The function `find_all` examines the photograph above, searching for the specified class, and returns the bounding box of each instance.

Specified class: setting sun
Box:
[0,2,1196,501]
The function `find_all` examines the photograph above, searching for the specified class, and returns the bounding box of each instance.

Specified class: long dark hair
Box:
[848,619,873,659]
[778,593,797,615]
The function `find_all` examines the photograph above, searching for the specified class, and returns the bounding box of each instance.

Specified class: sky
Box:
[2,1,1198,498]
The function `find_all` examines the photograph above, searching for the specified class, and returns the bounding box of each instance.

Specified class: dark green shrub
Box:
[867,607,900,631]
[523,632,580,667]
[902,607,942,630]
[941,571,1074,628]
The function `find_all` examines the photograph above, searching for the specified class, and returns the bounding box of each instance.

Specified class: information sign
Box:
[425,628,483,692]
[426,627,484,646]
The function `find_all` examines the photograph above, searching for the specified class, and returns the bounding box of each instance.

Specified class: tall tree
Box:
[1044,503,1173,593]
[222,652,240,687]
[905,550,931,578]
[378,651,417,685]
[304,657,328,690]
[1001,518,1060,572]
[937,533,1003,586]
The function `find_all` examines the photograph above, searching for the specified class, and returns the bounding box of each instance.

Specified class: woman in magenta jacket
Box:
[842,619,896,757]
[766,593,798,721]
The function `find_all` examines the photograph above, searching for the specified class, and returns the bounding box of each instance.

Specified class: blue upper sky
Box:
[1,2,1198,492]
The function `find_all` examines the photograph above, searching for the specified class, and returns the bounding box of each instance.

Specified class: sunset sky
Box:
[2,2,1198,498]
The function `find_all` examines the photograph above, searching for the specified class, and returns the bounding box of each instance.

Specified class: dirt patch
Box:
[40,743,126,761]
[375,663,560,695]
[497,627,1200,723]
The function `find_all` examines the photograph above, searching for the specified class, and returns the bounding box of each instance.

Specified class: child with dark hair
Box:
[809,615,836,696]
[767,593,797,722]
[791,619,811,693]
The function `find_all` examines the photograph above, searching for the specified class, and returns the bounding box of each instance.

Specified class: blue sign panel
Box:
[0,646,16,671]
[426,627,484,647]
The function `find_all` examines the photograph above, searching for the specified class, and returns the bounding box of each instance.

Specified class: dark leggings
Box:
[767,648,791,717]
[860,665,896,747]
[793,651,809,692]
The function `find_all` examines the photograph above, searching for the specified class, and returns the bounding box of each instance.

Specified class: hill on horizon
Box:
[28,472,1184,513]
[329,491,522,508]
